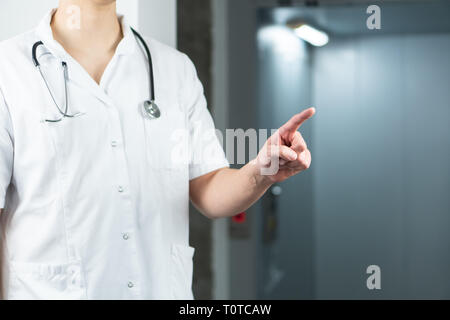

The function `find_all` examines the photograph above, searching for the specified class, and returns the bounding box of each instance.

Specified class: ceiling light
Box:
[292,24,329,47]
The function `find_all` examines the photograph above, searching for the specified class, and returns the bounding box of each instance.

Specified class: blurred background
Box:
[1,0,450,299]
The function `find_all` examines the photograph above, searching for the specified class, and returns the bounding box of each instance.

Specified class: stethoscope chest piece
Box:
[142,100,161,119]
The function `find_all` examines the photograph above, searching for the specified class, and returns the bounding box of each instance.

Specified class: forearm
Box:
[190,109,315,219]
[190,162,273,219]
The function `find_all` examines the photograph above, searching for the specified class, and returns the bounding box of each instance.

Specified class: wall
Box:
[211,0,231,300]
[224,1,450,299]
[226,0,260,300]
[138,0,177,48]
[313,33,450,299]
[0,0,57,40]
[117,0,139,28]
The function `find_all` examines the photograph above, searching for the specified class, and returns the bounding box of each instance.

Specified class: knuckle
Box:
[300,143,307,151]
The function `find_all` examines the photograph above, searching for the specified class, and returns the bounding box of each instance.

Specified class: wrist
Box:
[248,159,274,189]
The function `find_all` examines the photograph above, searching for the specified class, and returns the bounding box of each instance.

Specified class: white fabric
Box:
[0,10,228,300]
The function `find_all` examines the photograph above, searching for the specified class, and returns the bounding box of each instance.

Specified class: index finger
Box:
[280,107,316,136]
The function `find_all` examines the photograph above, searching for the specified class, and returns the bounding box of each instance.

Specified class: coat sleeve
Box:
[181,54,229,180]
[0,87,13,209]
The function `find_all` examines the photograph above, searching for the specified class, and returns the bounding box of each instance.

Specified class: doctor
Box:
[0,0,314,299]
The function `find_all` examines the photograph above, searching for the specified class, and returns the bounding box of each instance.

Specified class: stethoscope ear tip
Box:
[40,112,87,123]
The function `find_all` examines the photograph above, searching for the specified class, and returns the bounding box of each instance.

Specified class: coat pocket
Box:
[7,260,87,300]
[170,244,195,300]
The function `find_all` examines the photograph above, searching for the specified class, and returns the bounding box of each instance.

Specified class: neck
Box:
[52,0,122,54]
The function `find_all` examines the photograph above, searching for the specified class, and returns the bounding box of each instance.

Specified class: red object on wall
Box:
[232,212,246,224]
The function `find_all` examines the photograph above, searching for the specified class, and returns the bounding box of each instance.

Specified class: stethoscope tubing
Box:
[131,27,155,103]
[32,27,157,122]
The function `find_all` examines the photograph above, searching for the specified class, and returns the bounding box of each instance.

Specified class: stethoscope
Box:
[31,27,161,123]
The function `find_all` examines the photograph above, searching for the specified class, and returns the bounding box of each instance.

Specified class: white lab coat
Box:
[0,10,228,300]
